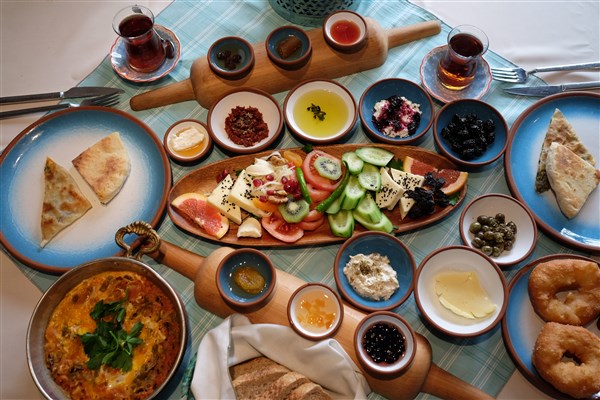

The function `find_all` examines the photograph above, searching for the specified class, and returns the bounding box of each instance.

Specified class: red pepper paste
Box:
[224,106,269,147]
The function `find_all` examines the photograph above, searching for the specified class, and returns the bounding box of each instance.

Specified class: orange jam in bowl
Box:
[287,283,343,340]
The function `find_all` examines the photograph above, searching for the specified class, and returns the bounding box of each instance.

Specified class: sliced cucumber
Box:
[325,194,343,214]
[278,199,310,223]
[355,147,394,167]
[353,211,394,233]
[341,152,364,175]
[340,175,366,210]
[354,193,383,224]
[327,210,355,238]
[314,156,342,180]
[358,163,382,191]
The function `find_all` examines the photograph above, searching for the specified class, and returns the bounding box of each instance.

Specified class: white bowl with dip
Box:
[208,88,284,154]
[414,245,507,337]
[164,119,212,163]
[287,282,343,341]
[284,79,357,144]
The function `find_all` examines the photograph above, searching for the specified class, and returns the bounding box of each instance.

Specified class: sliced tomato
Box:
[261,212,304,243]
[304,209,324,222]
[302,150,343,192]
[299,215,325,231]
[306,183,331,203]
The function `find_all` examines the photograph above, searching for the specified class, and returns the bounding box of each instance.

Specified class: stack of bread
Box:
[534,108,600,218]
[230,357,332,400]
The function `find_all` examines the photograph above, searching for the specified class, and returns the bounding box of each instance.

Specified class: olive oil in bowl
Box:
[292,89,350,138]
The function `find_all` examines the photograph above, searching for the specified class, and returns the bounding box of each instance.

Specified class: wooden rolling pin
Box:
[130,18,441,111]
[149,240,493,400]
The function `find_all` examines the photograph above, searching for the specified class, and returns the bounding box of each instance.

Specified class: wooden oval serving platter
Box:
[167,144,467,246]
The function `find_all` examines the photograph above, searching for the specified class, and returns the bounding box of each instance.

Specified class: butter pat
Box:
[434,271,496,319]
[171,126,205,151]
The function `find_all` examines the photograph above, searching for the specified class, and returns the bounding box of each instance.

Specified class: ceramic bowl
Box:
[207,36,255,80]
[216,249,276,311]
[359,78,434,145]
[322,10,367,53]
[284,79,357,144]
[414,245,508,337]
[163,119,212,163]
[266,26,312,70]
[354,311,416,378]
[287,283,343,340]
[208,88,283,154]
[433,99,508,169]
[334,231,415,312]
[460,193,537,267]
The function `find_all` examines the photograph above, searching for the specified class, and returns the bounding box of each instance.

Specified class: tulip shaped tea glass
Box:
[437,25,489,90]
[113,5,167,73]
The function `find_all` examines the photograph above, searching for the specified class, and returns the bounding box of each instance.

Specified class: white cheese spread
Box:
[343,253,399,301]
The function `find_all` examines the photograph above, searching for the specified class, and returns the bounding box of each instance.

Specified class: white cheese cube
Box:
[376,168,403,210]
[207,174,242,225]
[228,170,270,218]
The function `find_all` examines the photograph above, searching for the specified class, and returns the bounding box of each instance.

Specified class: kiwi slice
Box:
[314,156,342,180]
[278,199,310,223]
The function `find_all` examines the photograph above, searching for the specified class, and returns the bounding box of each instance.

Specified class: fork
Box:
[0,93,121,119]
[491,61,600,83]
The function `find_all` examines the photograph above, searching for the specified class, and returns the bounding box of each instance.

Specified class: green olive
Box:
[495,213,506,224]
[469,221,482,233]
[481,245,493,256]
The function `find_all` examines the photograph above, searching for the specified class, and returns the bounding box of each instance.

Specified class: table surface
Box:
[1,1,599,399]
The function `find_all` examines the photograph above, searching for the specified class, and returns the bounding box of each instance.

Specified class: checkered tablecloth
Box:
[13,1,592,399]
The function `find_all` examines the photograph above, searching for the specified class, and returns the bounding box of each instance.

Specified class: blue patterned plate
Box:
[502,254,600,399]
[0,107,171,273]
[505,92,600,253]
[110,25,180,83]
[420,45,492,104]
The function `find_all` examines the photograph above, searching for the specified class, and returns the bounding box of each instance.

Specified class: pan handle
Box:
[115,221,161,260]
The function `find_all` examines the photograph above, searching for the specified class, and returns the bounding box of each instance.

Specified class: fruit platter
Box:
[167,144,468,246]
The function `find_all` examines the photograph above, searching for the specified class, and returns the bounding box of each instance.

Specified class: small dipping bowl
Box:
[216,249,276,311]
[414,245,508,338]
[433,99,508,169]
[359,78,434,145]
[287,283,343,341]
[163,119,212,163]
[459,193,537,267]
[284,79,357,144]
[334,231,415,312]
[208,87,284,154]
[354,311,416,378]
[208,36,255,80]
[266,26,312,70]
[323,10,367,53]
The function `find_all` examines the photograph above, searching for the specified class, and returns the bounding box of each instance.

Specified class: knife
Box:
[504,81,600,97]
[0,87,123,104]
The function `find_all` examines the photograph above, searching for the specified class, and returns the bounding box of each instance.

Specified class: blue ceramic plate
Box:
[505,92,600,253]
[110,25,181,83]
[334,232,415,312]
[0,107,171,273]
[502,254,600,399]
[420,45,492,104]
[359,78,434,145]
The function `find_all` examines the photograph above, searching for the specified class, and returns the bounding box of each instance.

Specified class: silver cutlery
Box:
[504,81,600,97]
[0,86,123,105]
[491,61,600,83]
[0,93,121,119]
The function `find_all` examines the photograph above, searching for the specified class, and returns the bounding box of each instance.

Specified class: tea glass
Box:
[437,25,489,90]
[112,5,166,73]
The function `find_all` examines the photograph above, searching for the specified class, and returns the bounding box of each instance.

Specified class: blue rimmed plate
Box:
[501,254,600,399]
[0,107,171,273]
[420,45,492,104]
[505,92,600,253]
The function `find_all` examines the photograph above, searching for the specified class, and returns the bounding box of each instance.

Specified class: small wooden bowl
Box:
[323,10,367,53]
[163,119,212,163]
[287,283,343,341]
[207,36,255,80]
[266,26,312,70]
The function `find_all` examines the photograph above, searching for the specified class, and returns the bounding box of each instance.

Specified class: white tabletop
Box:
[1,1,599,399]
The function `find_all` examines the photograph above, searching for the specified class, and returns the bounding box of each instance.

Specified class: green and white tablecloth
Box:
[12,1,593,399]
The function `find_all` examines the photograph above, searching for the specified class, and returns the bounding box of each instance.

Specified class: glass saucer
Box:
[420,45,492,103]
[110,25,181,83]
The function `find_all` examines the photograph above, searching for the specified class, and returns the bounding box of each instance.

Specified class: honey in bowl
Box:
[292,89,349,138]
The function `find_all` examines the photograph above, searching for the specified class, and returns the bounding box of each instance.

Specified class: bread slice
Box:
[287,382,332,400]
[232,363,290,399]
[535,109,596,193]
[230,357,278,381]
[546,142,600,218]
[72,132,130,204]
[253,372,310,400]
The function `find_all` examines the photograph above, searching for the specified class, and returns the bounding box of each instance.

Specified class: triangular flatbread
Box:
[535,108,596,193]
[41,157,92,247]
[72,132,130,204]
[546,142,600,219]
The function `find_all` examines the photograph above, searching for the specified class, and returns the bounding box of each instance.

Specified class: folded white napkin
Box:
[191,314,370,400]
